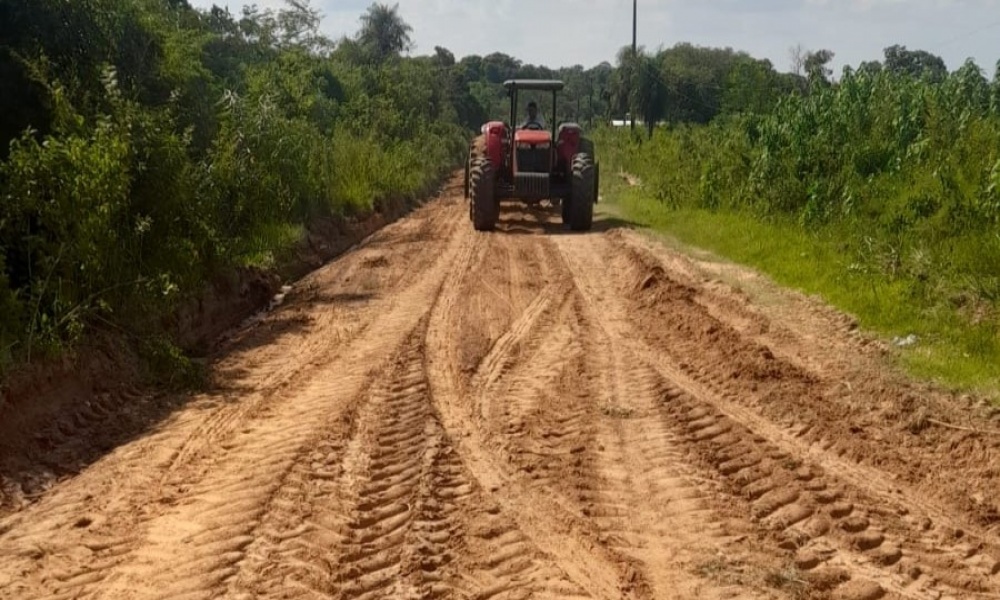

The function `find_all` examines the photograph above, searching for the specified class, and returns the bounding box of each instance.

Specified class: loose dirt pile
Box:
[2,173,1000,599]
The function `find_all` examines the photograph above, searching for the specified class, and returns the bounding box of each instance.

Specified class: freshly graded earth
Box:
[3,174,1000,599]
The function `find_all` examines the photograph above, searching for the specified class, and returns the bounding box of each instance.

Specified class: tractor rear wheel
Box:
[470,157,498,231]
[568,153,595,231]
[579,137,598,203]
[465,135,486,200]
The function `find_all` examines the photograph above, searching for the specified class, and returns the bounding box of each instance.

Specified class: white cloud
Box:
[189,0,1000,72]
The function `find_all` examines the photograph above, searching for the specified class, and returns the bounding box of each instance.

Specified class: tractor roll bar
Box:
[505,79,564,138]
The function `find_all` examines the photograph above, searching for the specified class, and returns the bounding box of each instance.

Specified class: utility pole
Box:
[632,0,637,54]
[630,0,637,131]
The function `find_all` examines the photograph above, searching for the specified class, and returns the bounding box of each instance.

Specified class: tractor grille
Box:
[515,173,550,199]
[516,147,550,173]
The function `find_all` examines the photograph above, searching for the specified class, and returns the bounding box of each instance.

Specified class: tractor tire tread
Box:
[470,157,498,231]
[568,153,595,231]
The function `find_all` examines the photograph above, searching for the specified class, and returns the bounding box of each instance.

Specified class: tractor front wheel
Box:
[470,157,498,231]
[568,153,595,231]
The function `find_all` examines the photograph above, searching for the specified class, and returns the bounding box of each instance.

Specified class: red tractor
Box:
[464,79,599,231]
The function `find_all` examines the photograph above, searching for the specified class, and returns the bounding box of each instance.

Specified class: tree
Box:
[635,55,667,136]
[275,0,329,53]
[858,60,883,77]
[481,53,521,84]
[610,46,640,124]
[723,59,782,115]
[992,60,1000,115]
[883,45,947,82]
[789,43,806,77]
[658,43,758,123]
[357,3,412,64]
[432,46,455,68]
[804,49,835,89]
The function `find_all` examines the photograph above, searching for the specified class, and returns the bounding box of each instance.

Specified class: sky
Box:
[188,0,1000,74]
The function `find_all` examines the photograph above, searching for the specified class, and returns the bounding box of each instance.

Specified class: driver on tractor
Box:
[520,101,546,129]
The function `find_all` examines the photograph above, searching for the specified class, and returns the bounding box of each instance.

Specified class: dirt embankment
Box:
[2,174,1000,600]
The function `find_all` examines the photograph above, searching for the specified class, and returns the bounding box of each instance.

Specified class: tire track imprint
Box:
[566,231,1000,598]
[430,228,772,599]
[427,231,643,599]
[661,386,996,599]
[4,182,1000,600]
[328,333,470,600]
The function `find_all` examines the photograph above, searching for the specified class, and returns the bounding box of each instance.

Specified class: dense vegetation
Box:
[4,0,999,390]
[603,46,1000,388]
[455,43,803,129]
[0,0,787,374]
[0,0,479,371]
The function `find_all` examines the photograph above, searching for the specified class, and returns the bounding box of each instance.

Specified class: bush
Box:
[0,1,470,372]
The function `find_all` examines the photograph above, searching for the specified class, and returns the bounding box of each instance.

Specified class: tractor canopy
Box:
[502,79,565,92]
[504,80,565,139]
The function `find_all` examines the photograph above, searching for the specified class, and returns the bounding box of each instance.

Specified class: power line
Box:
[631,0,637,131]
[931,17,1000,51]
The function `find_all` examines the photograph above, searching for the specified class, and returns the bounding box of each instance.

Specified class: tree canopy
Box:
[357,3,412,64]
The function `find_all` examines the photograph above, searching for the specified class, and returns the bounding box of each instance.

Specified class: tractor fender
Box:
[556,123,583,170]
[483,121,506,175]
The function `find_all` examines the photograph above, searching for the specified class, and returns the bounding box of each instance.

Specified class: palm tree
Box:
[611,46,665,135]
[357,3,412,64]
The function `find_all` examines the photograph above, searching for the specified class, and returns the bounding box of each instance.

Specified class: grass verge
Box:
[603,177,1000,395]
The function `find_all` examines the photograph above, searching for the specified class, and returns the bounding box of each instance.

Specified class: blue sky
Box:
[189,0,1000,74]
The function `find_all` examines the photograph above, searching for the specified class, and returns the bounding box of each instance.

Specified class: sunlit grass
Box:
[239,223,306,270]
[604,185,1000,395]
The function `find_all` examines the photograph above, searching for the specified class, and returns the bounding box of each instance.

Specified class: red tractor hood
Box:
[513,130,552,145]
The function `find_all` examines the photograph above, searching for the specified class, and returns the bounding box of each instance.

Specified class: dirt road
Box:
[3,174,1000,599]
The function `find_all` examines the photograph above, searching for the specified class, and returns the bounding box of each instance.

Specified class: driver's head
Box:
[527,101,538,119]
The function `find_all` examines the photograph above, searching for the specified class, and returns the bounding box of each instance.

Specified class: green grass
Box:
[239,223,306,270]
[604,181,1000,395]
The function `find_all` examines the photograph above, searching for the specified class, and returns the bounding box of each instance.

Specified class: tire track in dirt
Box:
[428,216,778,599]
[662,387,1000,599]
[322,327,591,600]
[216,205,487,599]
[157,197,466,488]
[327,332,468,600]
[227,322,593,600]
[476,288,581,458]
[555,230,1000,600]
[473,280,561,392]
[503,239,773,598]
[575,312,765,599]
[86,208,477,600]
[427,229,636,599]
[5,184,1000,600]
[606,230,1000,538]
[607,234,1000,599]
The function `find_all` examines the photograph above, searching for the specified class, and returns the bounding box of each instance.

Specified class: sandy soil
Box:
[2,173,1000,600]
